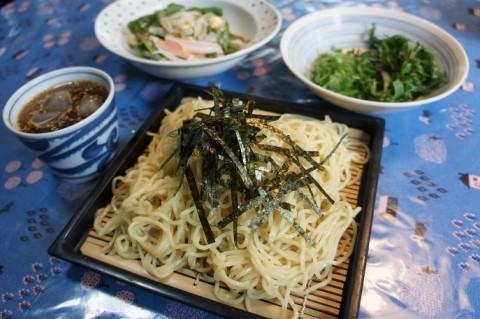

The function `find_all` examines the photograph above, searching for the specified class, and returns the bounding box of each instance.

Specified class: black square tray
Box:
[49,83,385,319]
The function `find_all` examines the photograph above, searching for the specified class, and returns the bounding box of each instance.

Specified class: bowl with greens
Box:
[95,0,281,80]
[280,7,469,113]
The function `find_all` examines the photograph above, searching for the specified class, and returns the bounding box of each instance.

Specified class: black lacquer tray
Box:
[49,83,385,319]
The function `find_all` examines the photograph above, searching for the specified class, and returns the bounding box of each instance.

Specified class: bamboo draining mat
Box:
[80,127,370,319]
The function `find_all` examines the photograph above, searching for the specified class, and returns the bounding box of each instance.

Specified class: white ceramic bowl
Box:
[280,7,469,113]
[95,0,282,80]
[3,67,119,183]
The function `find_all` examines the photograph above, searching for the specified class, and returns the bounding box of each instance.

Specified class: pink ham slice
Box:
[150,35,223,60]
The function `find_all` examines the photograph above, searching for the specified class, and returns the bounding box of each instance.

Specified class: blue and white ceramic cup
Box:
[2,67,119,183]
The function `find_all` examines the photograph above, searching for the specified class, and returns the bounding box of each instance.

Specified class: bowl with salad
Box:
[280,7,469,113]
[95,0,281,80]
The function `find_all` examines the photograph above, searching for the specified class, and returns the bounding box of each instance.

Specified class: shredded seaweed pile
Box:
[161,85,346,246]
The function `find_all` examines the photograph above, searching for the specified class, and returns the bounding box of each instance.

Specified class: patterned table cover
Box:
[0,1,479,318]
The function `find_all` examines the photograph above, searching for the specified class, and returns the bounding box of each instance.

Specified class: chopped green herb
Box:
[310,26,448,102]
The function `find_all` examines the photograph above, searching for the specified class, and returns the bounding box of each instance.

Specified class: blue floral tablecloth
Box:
[0,1,479,318]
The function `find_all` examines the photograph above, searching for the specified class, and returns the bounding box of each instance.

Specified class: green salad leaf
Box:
[217,23,242,54]
[310,26,449,102]
[128,3,183,34]
[126,4,185,60]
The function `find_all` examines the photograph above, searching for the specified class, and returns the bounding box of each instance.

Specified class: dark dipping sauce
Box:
[18,80,109,134]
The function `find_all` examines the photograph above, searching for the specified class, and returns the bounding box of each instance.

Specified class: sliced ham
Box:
[165,35,223,55]
[150,36,207,60]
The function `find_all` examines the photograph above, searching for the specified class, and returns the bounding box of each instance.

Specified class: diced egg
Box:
[209,16,224,31]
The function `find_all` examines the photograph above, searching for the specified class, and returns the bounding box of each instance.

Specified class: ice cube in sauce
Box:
[18,80,108,133]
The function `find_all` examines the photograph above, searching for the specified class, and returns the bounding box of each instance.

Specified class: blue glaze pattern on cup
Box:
[3,67,119,183]
[20,102,119,181]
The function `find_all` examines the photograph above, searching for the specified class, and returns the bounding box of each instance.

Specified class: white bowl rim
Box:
[95,0,282,68]
[3,66,115,138]
[280,6,470,110]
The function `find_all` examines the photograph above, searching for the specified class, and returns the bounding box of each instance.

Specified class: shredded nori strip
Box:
[185,166,215,243]
[161,85,347,246]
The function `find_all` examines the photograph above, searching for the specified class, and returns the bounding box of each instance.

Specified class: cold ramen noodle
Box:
[93,87,370,318]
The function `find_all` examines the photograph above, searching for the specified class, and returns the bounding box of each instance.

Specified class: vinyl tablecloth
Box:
[0,1,479,318]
